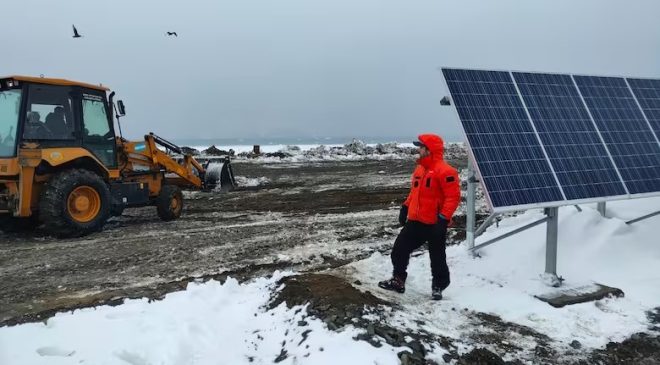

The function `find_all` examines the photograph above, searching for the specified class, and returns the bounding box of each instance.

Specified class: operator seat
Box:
[45,106,69,138]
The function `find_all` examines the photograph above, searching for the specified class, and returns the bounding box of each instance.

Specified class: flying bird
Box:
[166,32,178,37]
[72,25,82,38]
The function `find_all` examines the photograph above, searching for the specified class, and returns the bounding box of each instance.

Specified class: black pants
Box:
[391,220,450,290]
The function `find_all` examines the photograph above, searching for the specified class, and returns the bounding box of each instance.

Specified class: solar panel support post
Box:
[597,202,606,217]
[469,215,549,253]
[475,213,497,237]
[466,157,477,253]
[626,210,660,225]
[544,207,560,286]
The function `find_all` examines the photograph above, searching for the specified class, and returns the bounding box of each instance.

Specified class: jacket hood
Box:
[418,134,444,160]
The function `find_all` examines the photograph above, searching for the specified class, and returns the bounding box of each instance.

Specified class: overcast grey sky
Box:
[4,0,660,142]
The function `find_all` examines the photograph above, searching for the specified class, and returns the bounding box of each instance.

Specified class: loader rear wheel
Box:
[156,185,183,221]
[39,169,111,237]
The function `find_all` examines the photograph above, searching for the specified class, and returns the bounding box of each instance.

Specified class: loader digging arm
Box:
[119,133,235,190]
[145,133,204,188]
[119,134,204,188]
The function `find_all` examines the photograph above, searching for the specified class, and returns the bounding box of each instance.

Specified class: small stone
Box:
[354,280,362,285]
[569,340,582,349]
[297,320,308,326]
[398,351,413,365]
[442,354,453,363]
[298,330,312,346]
[407,340,426,356]
[368,339,382,348]
[273,349,288,363]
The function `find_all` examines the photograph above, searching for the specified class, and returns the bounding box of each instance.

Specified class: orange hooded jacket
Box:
[403,134,461,225]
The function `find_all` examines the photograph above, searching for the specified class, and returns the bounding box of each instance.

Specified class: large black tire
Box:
[156,185,183,221]
[39,169,111,238]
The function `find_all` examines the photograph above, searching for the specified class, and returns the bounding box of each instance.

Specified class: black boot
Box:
[431,286,443,300]
[378,277,405,293]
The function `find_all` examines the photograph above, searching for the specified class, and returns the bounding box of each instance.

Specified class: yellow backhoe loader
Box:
[0,76,235,237]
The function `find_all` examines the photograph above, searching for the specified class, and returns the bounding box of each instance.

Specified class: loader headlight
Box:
[2,79,18,89]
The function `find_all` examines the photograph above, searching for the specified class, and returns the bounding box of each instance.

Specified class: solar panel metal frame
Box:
[440,67,660,213]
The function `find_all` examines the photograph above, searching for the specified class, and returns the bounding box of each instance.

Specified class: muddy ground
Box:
[0,156,476,326]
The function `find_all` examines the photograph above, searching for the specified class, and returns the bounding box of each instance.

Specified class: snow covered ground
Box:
[340,197,660,362]
[1,197,658,364]
[233,176,271,188]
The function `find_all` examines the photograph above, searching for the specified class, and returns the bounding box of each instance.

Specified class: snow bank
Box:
[236,140,419,163]
[344,197,660,357]
[0,274,401,365]
[185,139,468,164]
[235,176,271,187]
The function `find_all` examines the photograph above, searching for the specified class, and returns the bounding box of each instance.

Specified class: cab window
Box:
[81,94,115,167]
[23,85,75,141]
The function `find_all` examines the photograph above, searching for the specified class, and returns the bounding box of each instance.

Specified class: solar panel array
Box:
[442,68,660,212]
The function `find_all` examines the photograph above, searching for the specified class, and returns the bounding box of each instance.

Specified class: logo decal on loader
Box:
[50,152,63,162]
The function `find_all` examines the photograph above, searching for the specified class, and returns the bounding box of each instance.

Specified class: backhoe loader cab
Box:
[0,76,235,237]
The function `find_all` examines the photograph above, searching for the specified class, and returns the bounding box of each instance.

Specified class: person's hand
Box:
[398,205,408,226]
[437,214,449,228]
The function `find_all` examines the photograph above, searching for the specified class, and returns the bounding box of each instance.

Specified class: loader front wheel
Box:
[156,185,183,221]
[39,169,111,237]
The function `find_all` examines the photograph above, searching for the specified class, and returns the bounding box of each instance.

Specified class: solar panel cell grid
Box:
[627,78,660,142]
[443,69,564,208]
[512,72,627,200]
[443,68,660,211]
[573,75,660,195]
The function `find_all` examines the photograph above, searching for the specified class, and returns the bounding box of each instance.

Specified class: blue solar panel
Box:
[512,72,627,200]
[573,76,660,195]
[442,68,564,209]
[626,78,660,142]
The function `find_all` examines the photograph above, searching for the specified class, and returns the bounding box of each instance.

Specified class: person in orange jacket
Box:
[378,133,461,300]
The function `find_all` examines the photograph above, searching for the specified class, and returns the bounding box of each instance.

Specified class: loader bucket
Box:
[204,158,236,192]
